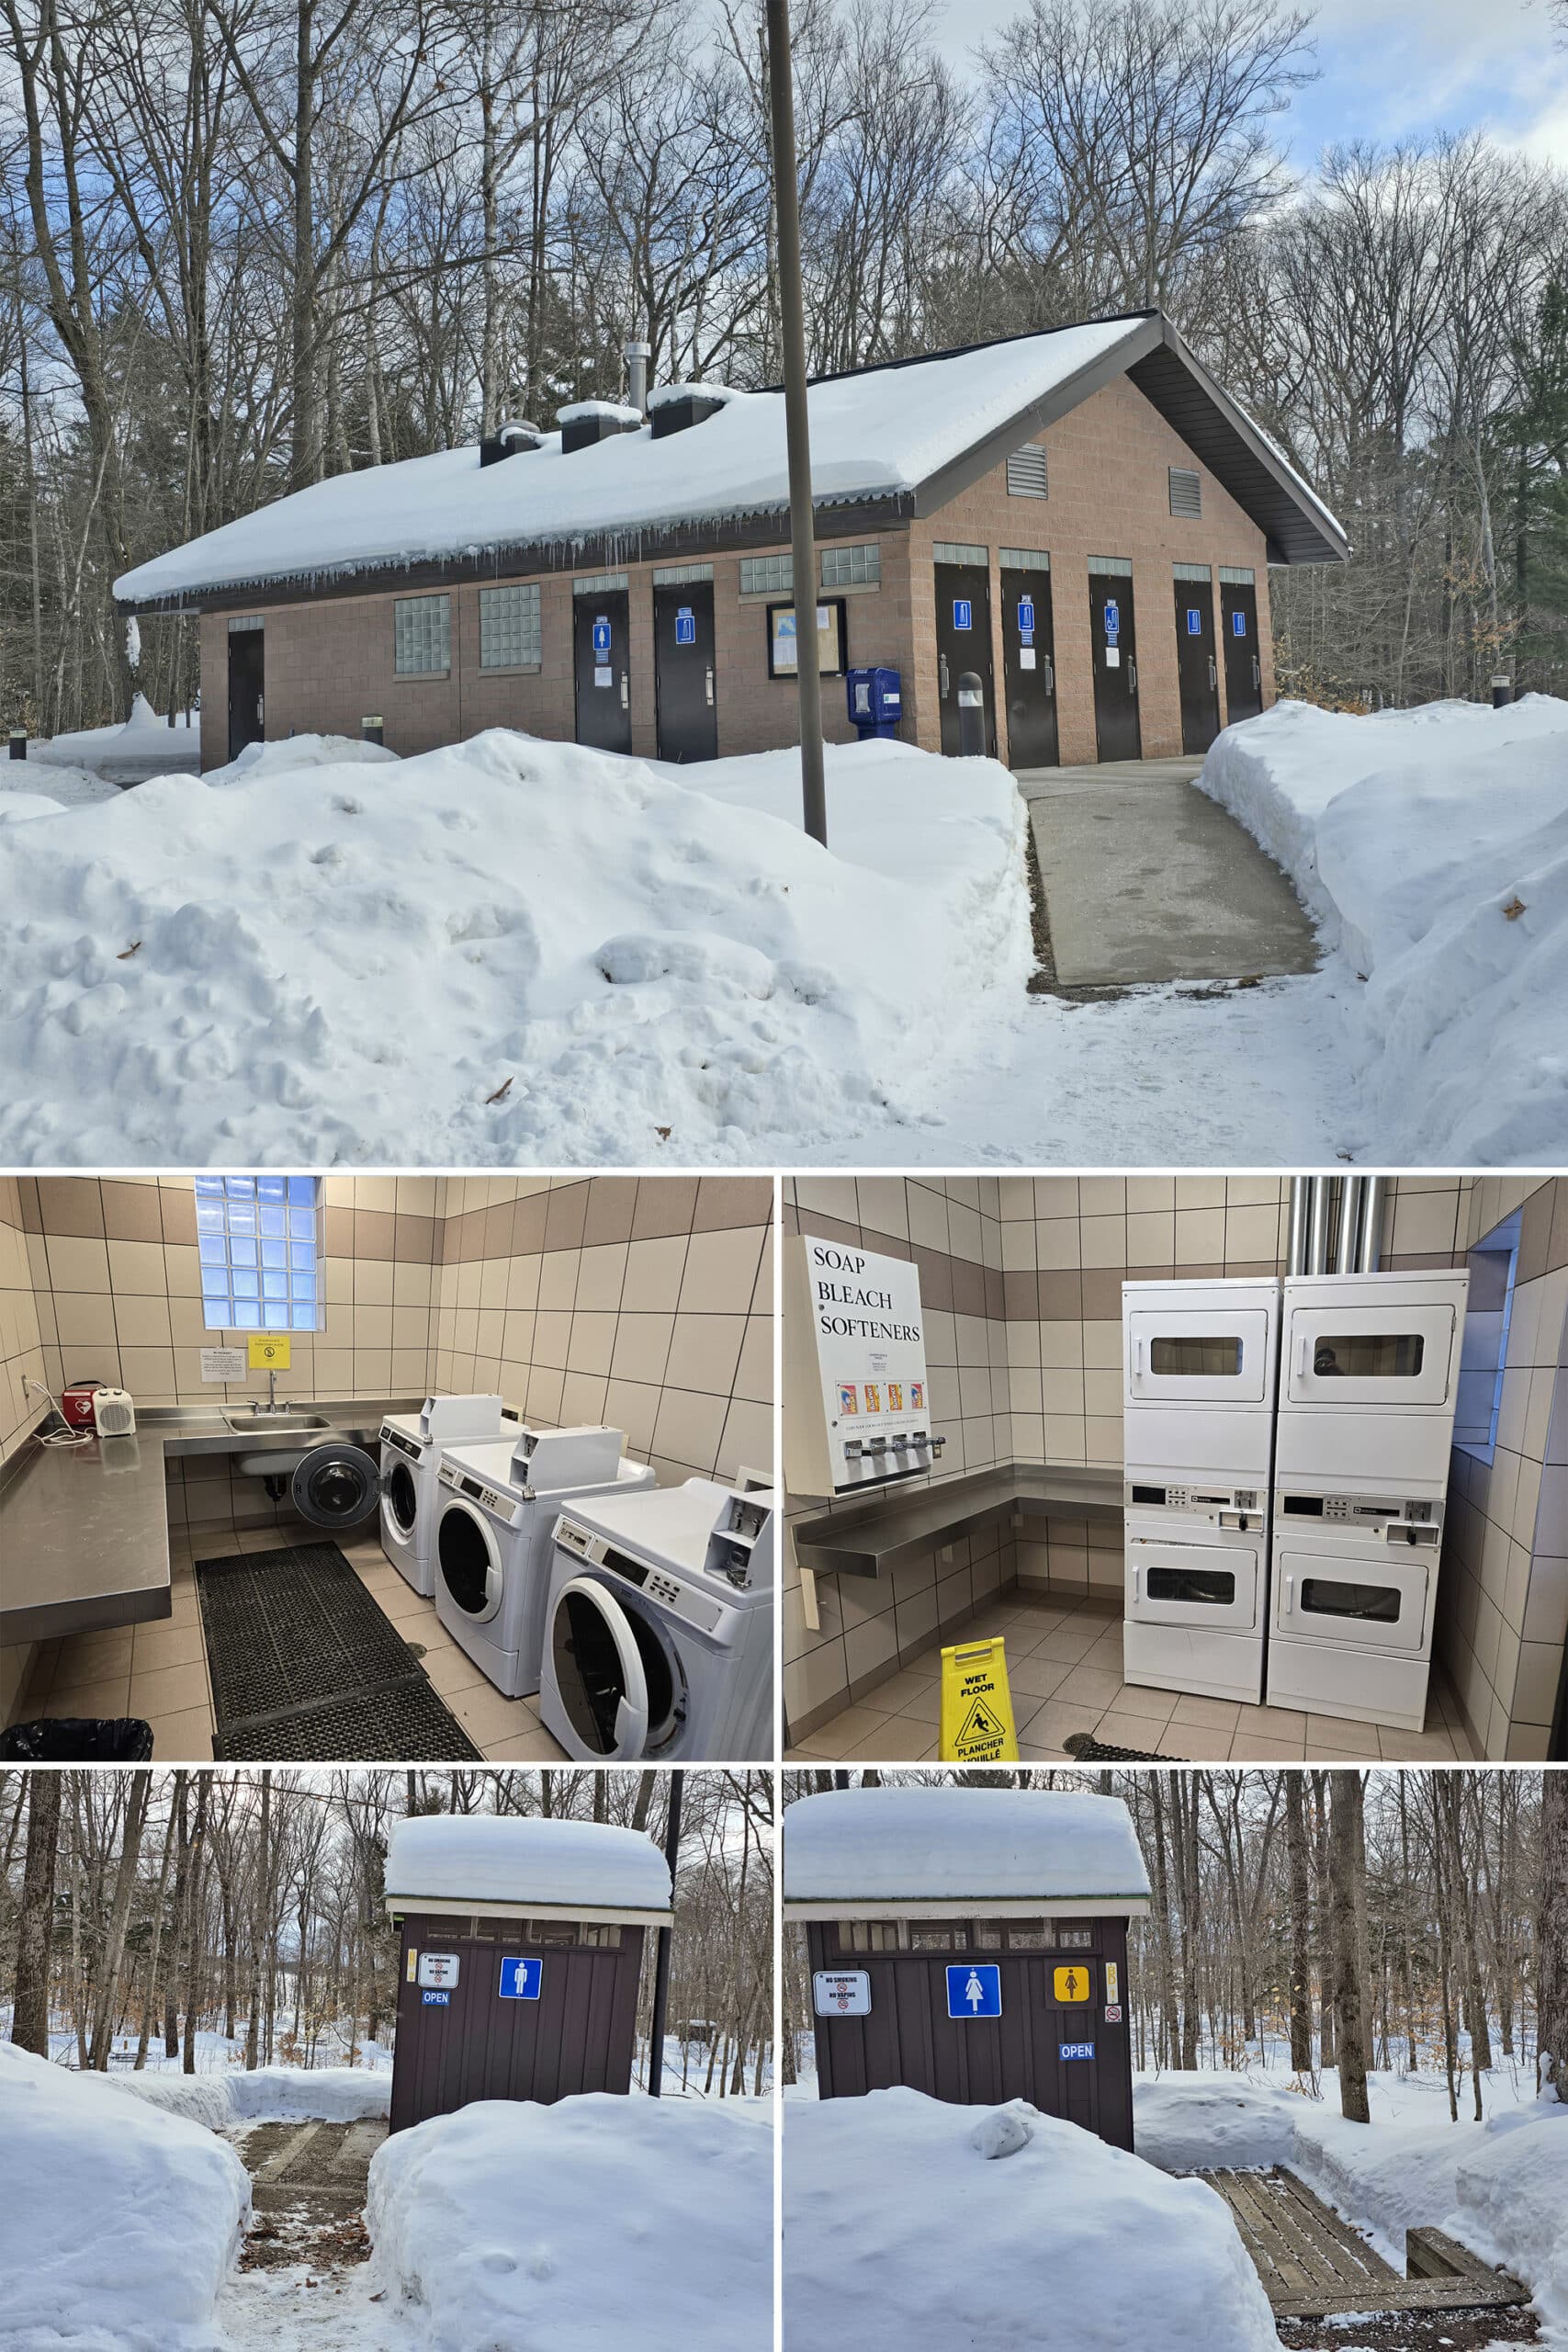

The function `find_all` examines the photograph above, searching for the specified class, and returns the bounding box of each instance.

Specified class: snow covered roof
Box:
[385,1815,673,1923]
[784,1789,1152,1917]
[115,312,1347,610]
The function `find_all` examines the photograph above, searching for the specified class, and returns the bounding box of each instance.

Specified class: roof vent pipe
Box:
[1306,1176,1333,1274]
[1336,1176,1365,1274]
[1287,1178,1312,1277]
[625,342,651,417]
[1356,1176,1386,1273]
[479,418,544,467]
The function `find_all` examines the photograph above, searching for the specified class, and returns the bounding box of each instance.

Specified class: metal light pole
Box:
[765,0,828,847]
[647,1768,684,2096]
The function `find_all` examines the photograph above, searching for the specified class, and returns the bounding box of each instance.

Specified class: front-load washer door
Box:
[436,1499,504,1623]
[1126,1534,1261,1633]
[1272,1542,1430,1653]
[1282,1302,1458,1409]
[1126,1307,1271,1406]
[291,1442,383,1530]
[382,1457,420,1545]
[547,1574,686,1759]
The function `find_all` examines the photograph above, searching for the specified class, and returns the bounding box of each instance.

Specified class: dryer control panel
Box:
[1277,1488,1443,1544]
[1125,1478,1263,1530]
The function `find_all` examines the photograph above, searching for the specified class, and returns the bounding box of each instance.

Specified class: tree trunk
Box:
[1538,1771,1568,2101]
[13,1770,62,2055]
[1330,1773,1370,2122]
[88,1772,150,2068]
[1286,1772,1314,2074]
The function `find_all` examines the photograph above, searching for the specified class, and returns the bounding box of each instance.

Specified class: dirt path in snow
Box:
[214,2118,415,2351]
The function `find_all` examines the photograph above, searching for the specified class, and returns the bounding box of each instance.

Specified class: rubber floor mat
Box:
[1064,1730,1184,1763]
[195,1542,479,1759]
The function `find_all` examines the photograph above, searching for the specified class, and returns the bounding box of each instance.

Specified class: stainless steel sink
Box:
[221,1411,333,1437]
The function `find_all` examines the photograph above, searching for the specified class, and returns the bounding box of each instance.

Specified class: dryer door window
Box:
[437,1502,503,1622]
[1283,1304,1457,1407]
[291,1443,383,1530]
[1273,1544,1430,1651]
[1127,1536,1260,1631]
[1126,1308,1271,1404]
[384,1460,419,1542]
[549,1575,686,1759]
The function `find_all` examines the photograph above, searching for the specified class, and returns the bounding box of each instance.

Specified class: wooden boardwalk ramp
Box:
[1196,2166,1531,2320]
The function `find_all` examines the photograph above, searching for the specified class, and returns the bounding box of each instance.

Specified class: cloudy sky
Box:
[925,0,1568,173]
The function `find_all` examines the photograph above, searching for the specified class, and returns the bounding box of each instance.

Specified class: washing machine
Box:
[433,1426,656,1697]
[1266,1270,1468,1730]
[378,1395,513,1595]
[1122,1277,1280,1705]
[538,1481,776,1762]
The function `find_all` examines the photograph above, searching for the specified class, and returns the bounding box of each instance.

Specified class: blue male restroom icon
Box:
[499,1956,543,2001]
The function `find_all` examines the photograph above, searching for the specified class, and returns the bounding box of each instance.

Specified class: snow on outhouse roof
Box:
[784,1788,1152,1917]
[115,312,1347,610]
[385,1814,673,1921]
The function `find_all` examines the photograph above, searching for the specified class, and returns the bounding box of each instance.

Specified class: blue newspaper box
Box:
[846,666,902,741]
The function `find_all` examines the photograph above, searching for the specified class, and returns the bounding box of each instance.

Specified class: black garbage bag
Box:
[0,1717,155,1761]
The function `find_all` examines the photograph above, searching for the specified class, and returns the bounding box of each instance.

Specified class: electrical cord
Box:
[24,1374,95,1448]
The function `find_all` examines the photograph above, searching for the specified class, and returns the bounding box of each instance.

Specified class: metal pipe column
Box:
[1357,1176,1387,1272]
[1287,1177,1311,1277]
[1335,1176,1365,1273]
[647,1769,684,2097]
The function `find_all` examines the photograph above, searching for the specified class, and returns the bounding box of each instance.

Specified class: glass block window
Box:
[740,552,794,597]
[393,593,450,673]
[226,614,265,634]
[1168,466,1202,518]
[573,571,628,596]
[196,1175,323,1332]
[1006,443,1049,498]
[820,542,881,588]
[651,561,714,585]
[999,548,1050,572]
[1218,564,1256,584]
[479,582,541,668]
[1173,560,1212,582]
[1089,554,1134,576]
[932,540,987,566]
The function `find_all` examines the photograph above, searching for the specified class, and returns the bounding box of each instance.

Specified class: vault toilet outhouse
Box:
[784,1787,1151,2149]
[384,1813,673,2131]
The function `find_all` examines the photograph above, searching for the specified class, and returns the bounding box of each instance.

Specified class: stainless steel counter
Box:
[793,1461,1124,1579]
[0,1399,421,1646]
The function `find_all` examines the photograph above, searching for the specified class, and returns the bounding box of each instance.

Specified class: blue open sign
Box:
[422,1989,451,2007]
[953,598,973,631]
[1060,2041,1095,2061]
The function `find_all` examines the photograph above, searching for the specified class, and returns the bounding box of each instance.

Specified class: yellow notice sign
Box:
[406,1949,419,1983]
[1054,1963,1093,2006]
[247,1334,291,1370]
[939,1638,1019,1763]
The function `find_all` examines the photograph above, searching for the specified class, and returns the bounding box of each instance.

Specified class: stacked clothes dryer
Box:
[1122,1277,1280,1705]
[1266,1269,1468,1731]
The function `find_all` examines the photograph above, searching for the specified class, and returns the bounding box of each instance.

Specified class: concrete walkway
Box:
[1016,757,1321,988]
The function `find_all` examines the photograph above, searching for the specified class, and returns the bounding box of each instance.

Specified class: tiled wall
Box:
[0,1178,48,1725]
[1438,1175,1567,1761]
[783,1172,1479,1738]
[430,1175,773,1487]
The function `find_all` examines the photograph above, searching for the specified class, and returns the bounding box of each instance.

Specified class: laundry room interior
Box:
[0,1172,774,1763]
[782,1172,1567,1769]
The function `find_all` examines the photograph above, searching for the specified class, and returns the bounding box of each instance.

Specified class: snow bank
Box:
[1134,2075,1301,2172]
[366,2093,771,2352]
[1,764,119,810]
[0,727,1028,1165]
[784,1787,1151,1907]
[111,2064,389,2126]
[784,2087,1280,2351]
[30,699,200,783]
[204,731,400,786]
[0,792,68,824]
[0,2041,250,2352]
[1199,695,1568,1161]
[386,1813,671,1915]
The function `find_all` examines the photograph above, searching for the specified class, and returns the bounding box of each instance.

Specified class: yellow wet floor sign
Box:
[939,1638,1019,1762]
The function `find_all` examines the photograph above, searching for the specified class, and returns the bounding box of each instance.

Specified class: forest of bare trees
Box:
[0,1766,773,2094]
[784,1768,1568,2126]
[3,0,1566,735]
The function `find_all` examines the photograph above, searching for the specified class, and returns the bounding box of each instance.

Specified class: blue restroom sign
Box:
[946,1963,1002,2018]
[499,1956,543,2001]
[1104,600,1120,642]
[1233,610,1247,637]
[592,615,612,656]
[674,606,696,645]
[1017,596,1035,640]
[422,1990,451,2007]
[1187,607,1201,635]
[953,597,973,631]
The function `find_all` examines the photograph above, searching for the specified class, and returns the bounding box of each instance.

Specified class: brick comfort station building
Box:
[116,311,1347,774]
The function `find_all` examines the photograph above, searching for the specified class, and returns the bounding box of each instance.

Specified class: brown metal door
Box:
[227,627,265,762]
[574,590,632,754]
[653,582,717,762]
[999,568,1058,769]
[1173,579,1221,754]
[390,1917,645,2132]
[1222,580,1263,721]
[933,563,997,756]
[1087,569,1141,761]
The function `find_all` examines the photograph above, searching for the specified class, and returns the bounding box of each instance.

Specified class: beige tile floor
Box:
[15,1518,568,1763]
[786,1591,1477,1765]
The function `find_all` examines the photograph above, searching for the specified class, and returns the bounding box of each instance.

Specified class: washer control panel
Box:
[437,1458,524,1525]
[554,1518,724,1633]
[382,1425,422,1463]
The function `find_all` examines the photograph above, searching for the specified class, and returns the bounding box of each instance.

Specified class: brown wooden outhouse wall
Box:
[807,1915,1134,2151]
[389,1910,647,2132]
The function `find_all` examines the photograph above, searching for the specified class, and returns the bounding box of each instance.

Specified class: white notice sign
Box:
[813,1969,872,2018]
[200,1347,247,1382]
[417,1951,460,1989]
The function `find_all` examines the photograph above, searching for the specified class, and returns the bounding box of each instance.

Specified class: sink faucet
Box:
[253,1370,282,1415]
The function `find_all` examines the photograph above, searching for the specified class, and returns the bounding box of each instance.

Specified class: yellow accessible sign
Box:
[1054,1963,1092,2006]
[247,1334,292,1370]
[939,1638,1019,1762]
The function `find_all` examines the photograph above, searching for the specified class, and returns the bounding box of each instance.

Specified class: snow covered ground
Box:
[0,696,1560,1164]
[784,2085,1280,2351]
[24,695,200,782]
[0,2041,252,2352]
[115,2063,390,2129]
